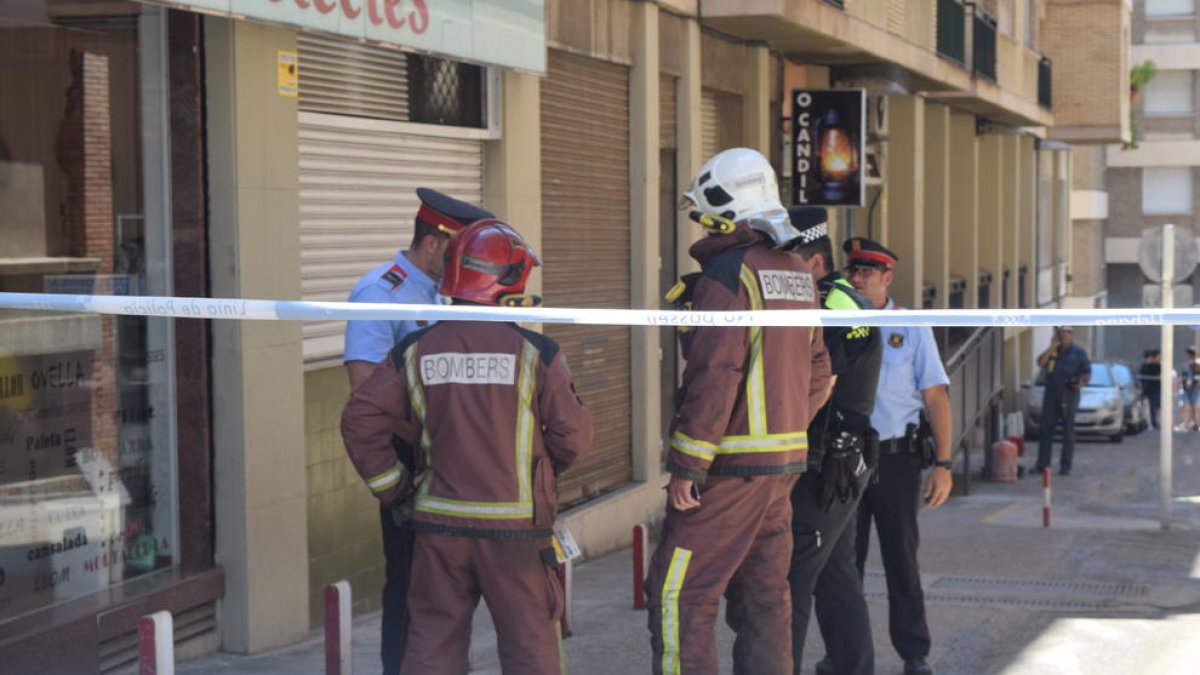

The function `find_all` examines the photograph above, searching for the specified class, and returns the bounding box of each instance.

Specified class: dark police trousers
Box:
[856,451,930,662]
[380,506,415,675]
[1037,386,1081,473]
[790,470,874,675]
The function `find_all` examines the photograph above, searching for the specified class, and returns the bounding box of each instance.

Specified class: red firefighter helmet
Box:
[441,219,542,306]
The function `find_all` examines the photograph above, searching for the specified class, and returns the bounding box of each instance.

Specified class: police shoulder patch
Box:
[381,264,408,289]
[888,332,905,348]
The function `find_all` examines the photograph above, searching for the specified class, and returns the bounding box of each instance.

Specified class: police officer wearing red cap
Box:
[344,187,494,675]
[828,237,953,675]
[342,219,592,675]
[784,208,880,675]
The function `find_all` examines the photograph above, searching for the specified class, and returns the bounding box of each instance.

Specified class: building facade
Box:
[1103,0,1200,362]
[0,0,1131,671]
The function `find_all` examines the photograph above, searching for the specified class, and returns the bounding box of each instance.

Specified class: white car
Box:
[1023,362,1126,443]
[1106,361,1151,435]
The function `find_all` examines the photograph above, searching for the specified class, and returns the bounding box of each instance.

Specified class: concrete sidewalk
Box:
[179,428,1200,674]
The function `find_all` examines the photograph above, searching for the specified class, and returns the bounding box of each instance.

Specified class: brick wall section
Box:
[1042,0,1129,129]
[305,366,386,627]
[59,49,118,465]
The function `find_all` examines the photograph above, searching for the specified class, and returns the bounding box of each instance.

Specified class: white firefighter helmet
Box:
[681,148,799,247]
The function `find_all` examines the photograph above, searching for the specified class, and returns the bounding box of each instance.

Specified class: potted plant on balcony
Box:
[1130,60,1158,103]
[1125,60,1158,150]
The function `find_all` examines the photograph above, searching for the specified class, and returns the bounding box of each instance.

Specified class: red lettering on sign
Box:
[340,0,361,19]
[367,0,384,25]
[384,0,406,29]
[294,0,311,9]
[410,0,429,34]
[314,0,336,13]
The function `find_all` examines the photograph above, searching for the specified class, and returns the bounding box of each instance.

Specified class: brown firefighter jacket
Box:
[668,226,831,482]
[342,320,594,538]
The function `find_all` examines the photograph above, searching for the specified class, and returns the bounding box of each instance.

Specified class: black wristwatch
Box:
[932,459,953,471]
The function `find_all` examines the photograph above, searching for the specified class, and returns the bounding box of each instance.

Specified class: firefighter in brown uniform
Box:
[342,219,593,675]
[648,148,832,675]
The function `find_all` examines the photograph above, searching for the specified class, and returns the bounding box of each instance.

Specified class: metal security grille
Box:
[541,50,633,506]
[298,112,484,367]
[702,89,720,160]
[407,54,485,128]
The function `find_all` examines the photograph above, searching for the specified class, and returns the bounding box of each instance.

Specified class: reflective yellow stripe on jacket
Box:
[739,264,768,436]
[404,341,539,521]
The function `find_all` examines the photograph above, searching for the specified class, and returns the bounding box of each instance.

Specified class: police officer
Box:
[343,188,494,675]
[342,219,593,675]
[784,208,880,675]
[1035,326,1091,475]
[841,237,953,675]
[647,148,831,675]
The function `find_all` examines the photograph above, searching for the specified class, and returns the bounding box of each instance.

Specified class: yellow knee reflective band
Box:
[670,431,717,461]
[661,547,693,675]
[366,463,405,494]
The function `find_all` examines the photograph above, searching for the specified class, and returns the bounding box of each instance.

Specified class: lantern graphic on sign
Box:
[816,108,859,202]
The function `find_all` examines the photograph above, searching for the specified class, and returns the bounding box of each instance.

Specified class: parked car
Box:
[1106,360,1151,435]
[1024,362,1125,443]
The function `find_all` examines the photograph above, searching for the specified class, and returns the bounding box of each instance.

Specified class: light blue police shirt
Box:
[344,250,439,364]
[870,299,951,441]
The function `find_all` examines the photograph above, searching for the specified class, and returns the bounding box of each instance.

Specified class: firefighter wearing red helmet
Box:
[342,219,593,675]
[647,148,832,675]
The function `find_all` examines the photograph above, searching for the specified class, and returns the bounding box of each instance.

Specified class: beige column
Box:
[1019,135,1038,382]
[743,45,771,155]
[205,19,308,653]
[629,1,661,482]
[924,103,951,309]
[484,71,542,295]
[676,17,703,275]
[1000,135,1023,412]
[978,134,1004,309]
[949,113,980,308]
[885,95,925,309]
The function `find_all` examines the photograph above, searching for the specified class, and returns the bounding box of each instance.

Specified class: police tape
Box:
[0,291,1193,328]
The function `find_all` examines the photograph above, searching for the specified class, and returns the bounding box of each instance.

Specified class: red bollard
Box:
[632,523,648,609]
[1042,468,1051,528]
[557,560,574,638]
[138,611,173,675]
[324,580,352,675]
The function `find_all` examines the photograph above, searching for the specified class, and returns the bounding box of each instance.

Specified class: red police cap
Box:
[843,237,898,268]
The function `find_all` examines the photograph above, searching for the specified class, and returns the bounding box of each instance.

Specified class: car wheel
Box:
[1110,432,1124,443]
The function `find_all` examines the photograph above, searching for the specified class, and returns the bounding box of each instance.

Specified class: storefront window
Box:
[0,3,177,619]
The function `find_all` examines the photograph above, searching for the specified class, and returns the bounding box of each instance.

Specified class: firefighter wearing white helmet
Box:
[681,147,802,247]
[647,149,832,674]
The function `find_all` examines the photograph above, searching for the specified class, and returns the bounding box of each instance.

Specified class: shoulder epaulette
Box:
[513,324,561,367]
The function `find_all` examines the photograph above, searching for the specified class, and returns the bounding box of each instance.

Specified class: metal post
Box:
[1161,224,1175,531]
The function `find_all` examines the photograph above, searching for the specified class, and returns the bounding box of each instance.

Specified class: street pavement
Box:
[178,426,1200,674]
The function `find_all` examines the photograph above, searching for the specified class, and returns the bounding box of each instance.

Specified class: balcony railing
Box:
[937,0,967,66]
[1037,56,1052,109]
[970,4,998,81]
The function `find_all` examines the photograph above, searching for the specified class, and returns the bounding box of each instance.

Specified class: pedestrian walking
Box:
[647,148,831,675]
[342,219,593,675]
[1139,349,1161,430]
[343,188,494,675]
[840,237,953,675]
[784,207,880,675]
[1035,326,1091,475]
[1180,347,1200,431]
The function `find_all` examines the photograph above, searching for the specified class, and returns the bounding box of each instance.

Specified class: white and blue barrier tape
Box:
[0,291,1192,328]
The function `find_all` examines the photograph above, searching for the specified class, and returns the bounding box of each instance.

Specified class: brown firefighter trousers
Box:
[646,473,798,675]
[401,531,565,675]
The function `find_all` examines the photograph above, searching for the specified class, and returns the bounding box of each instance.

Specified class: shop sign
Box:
[141,0,547,73]
[791,89,866,207]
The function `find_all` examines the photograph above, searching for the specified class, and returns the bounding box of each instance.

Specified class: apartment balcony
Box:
[1041,0,1131,144]
[701,0,1052,127]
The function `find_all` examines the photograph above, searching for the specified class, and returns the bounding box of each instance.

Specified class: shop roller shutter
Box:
[298,112,483,367]
[541,50,633,506]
